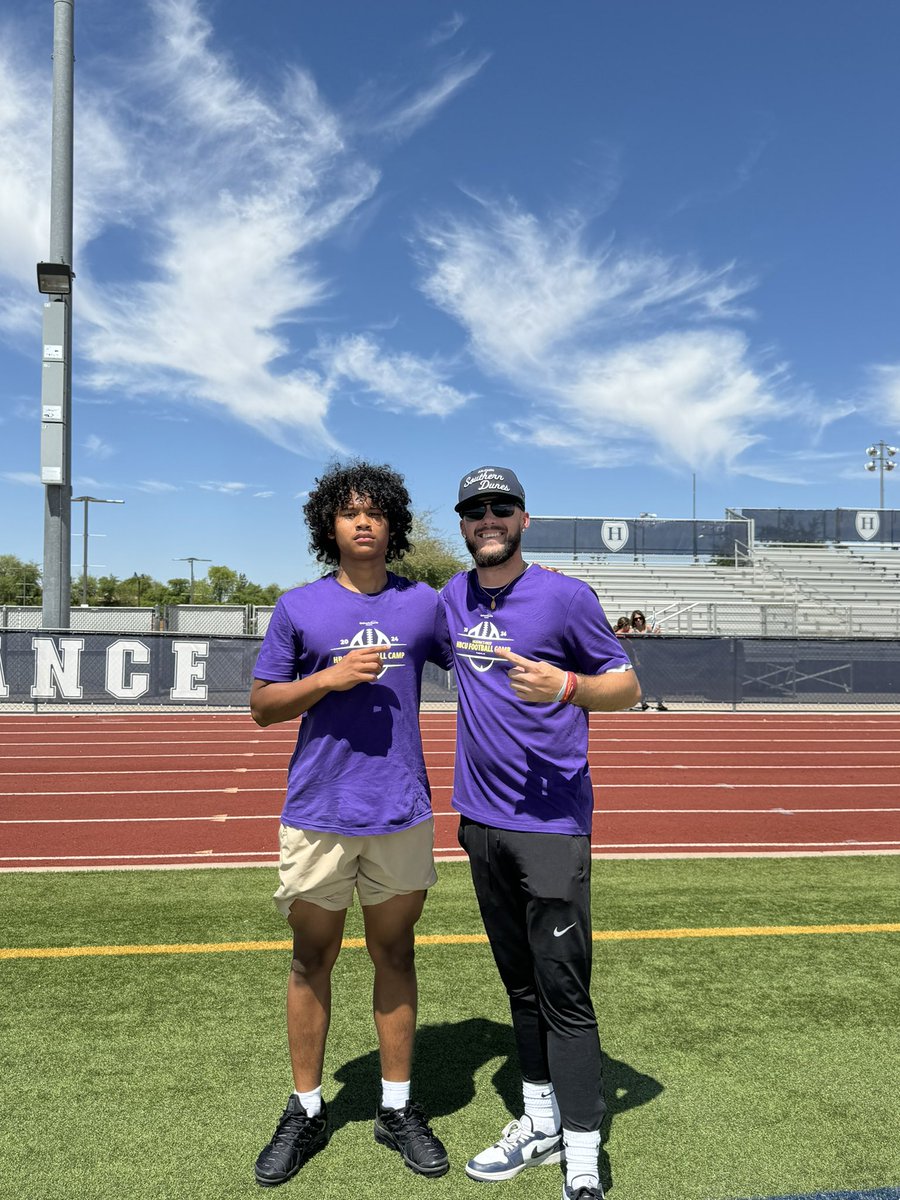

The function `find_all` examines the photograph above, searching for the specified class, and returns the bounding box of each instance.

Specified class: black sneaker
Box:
[655,702,669,711]
[640,701,650,711]
[255,1095,328,1187]
[563,1183,606,1200]
[374,1101,449,1177]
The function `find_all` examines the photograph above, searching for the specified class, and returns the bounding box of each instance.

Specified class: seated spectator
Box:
[614,616,632,637]
[630,610,661,635]
[628,611,668,711]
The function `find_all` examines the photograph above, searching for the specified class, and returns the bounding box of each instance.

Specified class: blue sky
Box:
[1,0,899,587]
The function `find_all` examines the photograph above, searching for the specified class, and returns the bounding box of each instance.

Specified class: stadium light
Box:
[863,441,898,509]
[36,261,74,295]
[72,496,125,606]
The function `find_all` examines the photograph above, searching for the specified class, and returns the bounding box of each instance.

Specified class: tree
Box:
[0,555,42,605]
[389,512,466,590]
[207,565,240,604]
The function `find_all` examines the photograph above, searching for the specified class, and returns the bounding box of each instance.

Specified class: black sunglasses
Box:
[460,501,521,521]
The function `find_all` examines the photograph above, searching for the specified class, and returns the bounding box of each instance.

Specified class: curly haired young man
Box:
[250,460,451,1187]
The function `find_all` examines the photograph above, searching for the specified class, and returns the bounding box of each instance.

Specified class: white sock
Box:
[522,1079,560,1133]
[292,1086,322,1116]
[381,1078,411,1110]
[563,1128,601,1191]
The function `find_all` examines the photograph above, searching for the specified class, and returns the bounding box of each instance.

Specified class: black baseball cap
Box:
[455,465,526,513]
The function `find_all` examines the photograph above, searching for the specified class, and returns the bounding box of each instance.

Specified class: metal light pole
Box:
[864,442,897,509]
[175,557,211,603]
[72,496,124,605]
[39,0,75,630]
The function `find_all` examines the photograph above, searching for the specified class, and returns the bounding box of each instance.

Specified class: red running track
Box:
[1,711,899,871]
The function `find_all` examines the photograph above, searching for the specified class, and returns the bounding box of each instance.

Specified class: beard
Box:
[465,527,522,568]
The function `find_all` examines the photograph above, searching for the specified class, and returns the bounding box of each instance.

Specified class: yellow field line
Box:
[2,922,899,961]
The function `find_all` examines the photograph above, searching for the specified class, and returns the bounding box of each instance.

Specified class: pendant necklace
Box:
[477,564,530,610]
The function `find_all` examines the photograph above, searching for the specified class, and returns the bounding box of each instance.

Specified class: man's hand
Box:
[327,646,384,691]
[494,646,566,704]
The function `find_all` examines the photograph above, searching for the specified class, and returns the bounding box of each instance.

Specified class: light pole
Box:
[175,556,211,603]
[72,496,124,605]
[39,0,76,630]
[864,442,897,509]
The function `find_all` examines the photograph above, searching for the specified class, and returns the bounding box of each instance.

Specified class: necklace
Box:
[476,564,530,610]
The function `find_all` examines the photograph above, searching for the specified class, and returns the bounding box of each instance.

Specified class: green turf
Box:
[2,857,899,1200]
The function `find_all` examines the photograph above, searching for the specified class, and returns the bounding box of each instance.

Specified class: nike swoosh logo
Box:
[553,923,576,938]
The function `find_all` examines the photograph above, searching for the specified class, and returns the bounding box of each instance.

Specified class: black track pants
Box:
[458,816,605,1131]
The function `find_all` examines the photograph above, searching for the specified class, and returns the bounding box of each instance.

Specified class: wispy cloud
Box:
[426,13,466,48]
[83,433,115,460]
[135,479,181,493]
[2,471,41,486]
[320,333,472,416]
[0,0,484,457]
[866,363,900,422]
[361,52,490,142]
[417,195,797,474]
[196,481,250,494]
[253,490,274,499]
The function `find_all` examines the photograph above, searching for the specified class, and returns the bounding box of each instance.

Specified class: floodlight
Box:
[888,446,898,457]
[865,462,877,471]
[866,446,878,456]
[886,461,896,472]
[36,262,74,295]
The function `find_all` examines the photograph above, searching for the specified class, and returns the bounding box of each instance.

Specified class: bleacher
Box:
[527,543,900,637]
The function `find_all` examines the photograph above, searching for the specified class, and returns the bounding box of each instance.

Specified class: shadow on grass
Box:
[329,1016,663,1195]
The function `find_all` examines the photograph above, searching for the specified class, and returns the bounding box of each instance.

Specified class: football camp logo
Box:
[331,622,406,677]
[455,617,511,673]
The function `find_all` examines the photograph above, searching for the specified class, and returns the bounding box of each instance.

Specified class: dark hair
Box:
[631,611,646,624]
[303,459,413,567]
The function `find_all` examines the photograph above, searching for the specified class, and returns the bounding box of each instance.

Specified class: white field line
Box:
[4,840,899,865]
[6,848,900,872]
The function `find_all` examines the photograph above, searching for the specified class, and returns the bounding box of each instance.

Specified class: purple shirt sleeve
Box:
[253,596,303,682]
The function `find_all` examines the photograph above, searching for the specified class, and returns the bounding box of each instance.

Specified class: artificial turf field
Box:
[2,855,899,1200]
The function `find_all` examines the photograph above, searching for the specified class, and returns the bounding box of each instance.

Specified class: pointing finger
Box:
[494,647,533,666]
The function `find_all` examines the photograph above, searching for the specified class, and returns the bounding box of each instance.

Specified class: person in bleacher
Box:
[628,611,668,710]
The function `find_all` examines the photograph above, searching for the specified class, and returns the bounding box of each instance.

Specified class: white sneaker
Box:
[465,1114,563,1181]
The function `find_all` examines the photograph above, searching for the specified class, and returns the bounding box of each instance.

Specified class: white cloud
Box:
[0,0,481,456]
[417,196,796,473]
[136,480,181,493]
[196,480,250,494]
[866,363,900,422]
[321,333,472,416]
[2,471,41,486]
[426,14,466,47]
[253,490,274,499]
[83,434,115,460]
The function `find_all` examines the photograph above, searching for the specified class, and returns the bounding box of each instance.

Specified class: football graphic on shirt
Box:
[347,625,393,677]
[459,618,507,673]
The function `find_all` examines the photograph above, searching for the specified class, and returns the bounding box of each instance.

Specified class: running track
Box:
[1,711,899,871]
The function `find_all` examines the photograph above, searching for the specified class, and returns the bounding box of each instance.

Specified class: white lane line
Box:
[0,788,284,797]
[587,840,900,849]
[0,852,277,862]
[589,750,900,756]
[0,815,280,824]
[426,782,900,790]
[1,751,287,760]
[3,806,897,826]
[0,768,282,776]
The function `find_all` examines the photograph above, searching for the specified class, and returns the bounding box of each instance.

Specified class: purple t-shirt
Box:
[254,573,452,836]
[441,565,631,836]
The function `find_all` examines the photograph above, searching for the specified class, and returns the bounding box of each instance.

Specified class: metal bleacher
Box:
[529,543,900,637]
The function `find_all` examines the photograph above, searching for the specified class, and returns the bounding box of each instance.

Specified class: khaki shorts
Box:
[273,817,437,916]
